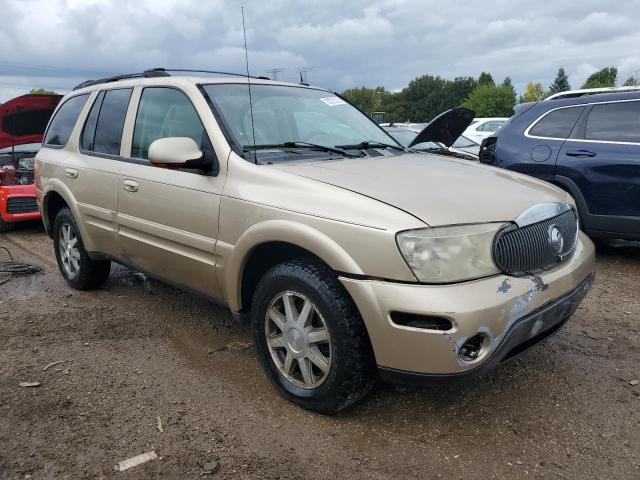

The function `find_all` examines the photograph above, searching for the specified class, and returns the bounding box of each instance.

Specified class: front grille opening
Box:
[502,318,567,361]
[390,312,453,331]
[6,197,38,214]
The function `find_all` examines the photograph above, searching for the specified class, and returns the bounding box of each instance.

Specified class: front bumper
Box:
[0,184,40,223]
[340,232,595,378]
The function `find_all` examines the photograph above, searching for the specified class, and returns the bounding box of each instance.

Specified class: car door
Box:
[556,99,640,235]
[116,86,225,298]
[72,88,132,258]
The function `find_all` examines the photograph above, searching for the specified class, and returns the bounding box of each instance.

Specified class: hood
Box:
[0,94,62,149]
[409,107,475,148]
[271,153,567,226]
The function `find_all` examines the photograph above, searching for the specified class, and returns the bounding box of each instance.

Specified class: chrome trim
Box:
[545,86,640,101]
[524,98,640,142]
[514,202,571,228]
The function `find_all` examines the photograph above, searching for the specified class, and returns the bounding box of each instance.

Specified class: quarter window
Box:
[80,91,104,151]
[91,89,132,155]
[43,94,89,146]
[132,87,206,160]
[529,107,584,139]
[585,101,640,143]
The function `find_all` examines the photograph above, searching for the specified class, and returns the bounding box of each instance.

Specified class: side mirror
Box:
[148,137,203,165]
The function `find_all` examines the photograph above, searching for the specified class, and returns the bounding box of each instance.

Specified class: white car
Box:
[463,117,508,143]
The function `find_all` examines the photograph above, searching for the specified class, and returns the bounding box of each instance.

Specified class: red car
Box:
[0,94,61,232]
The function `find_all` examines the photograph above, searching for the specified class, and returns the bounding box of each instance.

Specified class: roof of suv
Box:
[540,90,640,108]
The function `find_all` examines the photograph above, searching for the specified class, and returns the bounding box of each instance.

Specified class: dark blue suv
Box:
[480,88,640,240]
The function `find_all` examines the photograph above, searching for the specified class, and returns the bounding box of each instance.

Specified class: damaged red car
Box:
[0,93,61,232]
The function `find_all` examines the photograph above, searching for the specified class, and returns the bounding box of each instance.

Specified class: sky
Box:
[1,0,640,102]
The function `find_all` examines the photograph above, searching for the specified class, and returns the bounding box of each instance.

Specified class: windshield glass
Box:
[383,128,440,150]
[202,84,398,157]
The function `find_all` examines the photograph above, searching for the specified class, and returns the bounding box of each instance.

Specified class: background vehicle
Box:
[383,108,479,161]
[0,94,61,232]
[480,87,640,241]
[463,117,508,143]
[37,69,594,413]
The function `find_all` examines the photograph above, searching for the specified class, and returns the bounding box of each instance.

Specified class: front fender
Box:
[222,219,365,312]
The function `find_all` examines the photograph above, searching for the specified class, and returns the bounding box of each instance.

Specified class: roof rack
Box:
[545,86,640,100]
[73,67,271,91]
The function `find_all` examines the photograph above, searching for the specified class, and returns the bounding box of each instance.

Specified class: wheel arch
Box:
[224,220,365,313]
[42,181,88,244]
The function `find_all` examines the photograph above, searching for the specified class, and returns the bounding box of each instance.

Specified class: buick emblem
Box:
[548,225,564,255]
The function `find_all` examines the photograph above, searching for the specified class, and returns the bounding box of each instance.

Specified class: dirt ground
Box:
[1,222,638,480]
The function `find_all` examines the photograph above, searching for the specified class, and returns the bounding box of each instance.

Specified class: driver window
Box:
[132,87,207,160]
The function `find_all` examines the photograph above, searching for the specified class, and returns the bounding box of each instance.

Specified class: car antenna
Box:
[242,6,257,165]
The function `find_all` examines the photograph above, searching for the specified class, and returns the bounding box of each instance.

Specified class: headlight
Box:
[396,223,505,283]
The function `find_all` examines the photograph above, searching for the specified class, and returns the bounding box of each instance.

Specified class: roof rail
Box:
[73,67,271,91]
[546,86,640,100]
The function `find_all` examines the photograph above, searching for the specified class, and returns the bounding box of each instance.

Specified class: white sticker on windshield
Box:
[320,96,347,107]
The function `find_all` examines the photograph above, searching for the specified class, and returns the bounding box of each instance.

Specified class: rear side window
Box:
[91,88,132,155]
[528,106,584,139]
[131,87,205,160]
[43,94,89,146]
[81,91,105,151]
[585,101,640,143]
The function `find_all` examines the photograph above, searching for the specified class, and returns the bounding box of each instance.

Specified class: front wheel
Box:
[53,207,111,290]
[251,259,377,414]
[0,218,15,233]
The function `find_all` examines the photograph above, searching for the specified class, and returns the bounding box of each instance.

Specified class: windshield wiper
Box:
[243,142,358,157]
[335,141,406,151]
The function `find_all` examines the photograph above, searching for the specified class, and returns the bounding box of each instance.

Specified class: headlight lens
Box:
[396,223,505,283]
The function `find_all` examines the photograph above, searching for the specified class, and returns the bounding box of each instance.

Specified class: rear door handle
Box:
[565,150,596,158]
[123,179,139,192]
[64,168,78,179]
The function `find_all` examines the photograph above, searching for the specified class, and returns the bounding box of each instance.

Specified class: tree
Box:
[461,84,516,117]
[341,86,388,113]
[581,67,617,89]
[548,68,571,94]
[622,70,640,86]
[519,82,546,103]
[478,72,495,86]
[501,77,512,88]
[29,88,57,95]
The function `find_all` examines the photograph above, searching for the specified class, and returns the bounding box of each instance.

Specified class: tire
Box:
[0,218,15,233]
[251,259,377,414]
[53,207,111,290]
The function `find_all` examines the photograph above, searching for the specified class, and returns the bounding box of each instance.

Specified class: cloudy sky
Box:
[1,0,640,102]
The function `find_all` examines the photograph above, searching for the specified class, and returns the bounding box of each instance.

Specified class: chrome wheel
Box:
[59,223,80,277]
[265,291,332,389]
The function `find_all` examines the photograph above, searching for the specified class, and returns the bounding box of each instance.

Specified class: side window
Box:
[132,88,206,160]
[585,101,640,143]
[43,94,89,146]
[81,91,104,151]
[529,106,584,139]
[92,89,132,155]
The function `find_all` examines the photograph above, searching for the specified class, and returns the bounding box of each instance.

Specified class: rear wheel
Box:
[252,259,377,414]
[53,207,111,290]
[0,218,15,233]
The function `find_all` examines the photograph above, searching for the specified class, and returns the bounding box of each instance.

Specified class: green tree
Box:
[341,86,388,113]
[519,82,546,103]
[582,67,617,88]
[461,84,516,117]
[548,68,571,94]
[622,71,640,86]
[29,88,57,95]
[478,72,495,86]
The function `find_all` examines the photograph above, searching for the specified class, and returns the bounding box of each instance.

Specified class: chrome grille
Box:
[493,208,578,275]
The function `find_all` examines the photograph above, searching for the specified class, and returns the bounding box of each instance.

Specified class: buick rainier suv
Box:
[36,69,595,413]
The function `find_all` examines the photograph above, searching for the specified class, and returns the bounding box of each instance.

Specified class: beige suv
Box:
[36,69,595,413]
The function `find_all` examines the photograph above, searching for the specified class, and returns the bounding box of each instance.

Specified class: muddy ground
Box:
[0,222,638,479]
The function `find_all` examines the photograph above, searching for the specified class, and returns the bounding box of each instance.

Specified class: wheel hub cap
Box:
[285,327,307,356]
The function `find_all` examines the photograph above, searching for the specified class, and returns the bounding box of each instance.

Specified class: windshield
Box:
[383,128,440,150]
[452,135,477,148]
[202,84,398,158]
[0,142,41,154]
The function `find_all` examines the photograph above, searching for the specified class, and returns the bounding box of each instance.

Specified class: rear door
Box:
[116,86,225,298]
[556,99,640,234]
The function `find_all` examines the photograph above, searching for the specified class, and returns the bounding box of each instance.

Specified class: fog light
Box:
[458,333,491,363]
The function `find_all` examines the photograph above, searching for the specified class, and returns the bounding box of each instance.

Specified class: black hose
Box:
[0,246,42,285]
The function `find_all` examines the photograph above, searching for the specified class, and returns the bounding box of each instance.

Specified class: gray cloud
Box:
[1,0,640,102]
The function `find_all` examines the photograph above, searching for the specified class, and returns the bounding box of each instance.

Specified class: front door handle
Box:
[565,150,596,158]
[123,180,139,192]
[64,168,78,179]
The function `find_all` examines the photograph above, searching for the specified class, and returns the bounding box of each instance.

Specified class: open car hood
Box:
[409,107,475,148]
[0,94,62,149]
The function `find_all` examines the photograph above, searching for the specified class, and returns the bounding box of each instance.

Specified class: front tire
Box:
[0,218,14,233]
[53,207,111,290]
[252,259,377,414]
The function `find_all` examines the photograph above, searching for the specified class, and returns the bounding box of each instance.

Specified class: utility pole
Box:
[266,68,283,81]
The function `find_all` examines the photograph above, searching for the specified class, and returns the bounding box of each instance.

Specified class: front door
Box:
[116,86,225,298]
